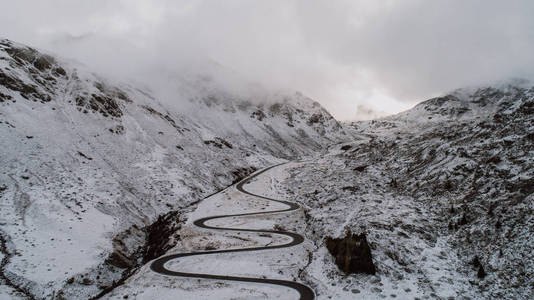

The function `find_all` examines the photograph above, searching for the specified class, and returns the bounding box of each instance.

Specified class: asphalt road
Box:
[150,163,315,300]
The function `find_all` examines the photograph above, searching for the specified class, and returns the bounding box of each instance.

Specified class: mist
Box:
[2,0,534,120]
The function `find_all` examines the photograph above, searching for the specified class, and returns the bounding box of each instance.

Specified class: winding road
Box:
[150,163,315,300]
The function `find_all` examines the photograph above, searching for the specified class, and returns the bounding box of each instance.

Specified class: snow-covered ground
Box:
[1,38,533,300]
[0,39,345,299]
[285,83,534,299]
[104,164,313,300]
[284,159,478,299]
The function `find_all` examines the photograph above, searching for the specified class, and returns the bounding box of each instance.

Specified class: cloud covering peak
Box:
[2,0,534,120]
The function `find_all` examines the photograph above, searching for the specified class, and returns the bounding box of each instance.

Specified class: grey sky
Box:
[2,0,534,120]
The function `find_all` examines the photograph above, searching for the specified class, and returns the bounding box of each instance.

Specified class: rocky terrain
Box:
[282,82,534,299]
[1,38,533,300]
[0,39,346,299]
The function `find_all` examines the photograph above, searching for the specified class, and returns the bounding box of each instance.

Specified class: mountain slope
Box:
[0,39,346,299]
[3,37,532,300]
[282,83,534,299]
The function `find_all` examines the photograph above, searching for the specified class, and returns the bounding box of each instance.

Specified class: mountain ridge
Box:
[1,38,533,299]
[0,39,346,299]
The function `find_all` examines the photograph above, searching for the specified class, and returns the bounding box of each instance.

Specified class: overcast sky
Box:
[2,0,534,120]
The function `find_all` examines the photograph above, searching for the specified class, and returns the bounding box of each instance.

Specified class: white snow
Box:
[105,164,313,300]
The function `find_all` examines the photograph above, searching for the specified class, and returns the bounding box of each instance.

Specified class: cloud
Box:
[2,0,534,120]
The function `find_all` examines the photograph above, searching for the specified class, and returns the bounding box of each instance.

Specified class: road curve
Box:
[150,163,315,300]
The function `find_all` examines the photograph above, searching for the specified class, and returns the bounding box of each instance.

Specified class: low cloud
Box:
[2,0,534,120]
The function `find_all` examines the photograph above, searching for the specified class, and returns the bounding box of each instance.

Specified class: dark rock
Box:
[106,250,134,269]
[0,70,43,101]
[325,231,376,275]
[0,91,13,101]
[486,155,501,164]
[91,94,122,117]
[204,137,233,149]
[55,291,68,300]
[204,140,221,148]
[472,255,481,268]
[342,186,359,193]
[251,110,266,121]
[75,92,123,118]
[141,105,188,133]
[471,255,487,278]
[458,213,468,226]
[216,137,233,149]
[477,265,487,279]
[308,113,323,125]
[269,103,282,114]
[517,100,534,115]
[33,55,54,71]
[53,67,67,77]
[143,211,181,263]
[77,151,93,160]
[4,44,39,64]
[442,179,453,191]
[116,125,124,134]
[353,165,367,172]
[231,167,257,184]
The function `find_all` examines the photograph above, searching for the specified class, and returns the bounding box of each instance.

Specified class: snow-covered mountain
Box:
[2,37,533,300]
[283,83,534,299]
[0,39,346,299]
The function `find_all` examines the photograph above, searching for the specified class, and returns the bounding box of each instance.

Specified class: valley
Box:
[1,38,533,299]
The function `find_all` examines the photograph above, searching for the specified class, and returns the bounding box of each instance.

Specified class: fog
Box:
[2,0,534,120]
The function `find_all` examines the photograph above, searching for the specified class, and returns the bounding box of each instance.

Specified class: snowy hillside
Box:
[0,39,346,299]
[96,83,533,300]
[2,37,532,300]
[283,84,534,299]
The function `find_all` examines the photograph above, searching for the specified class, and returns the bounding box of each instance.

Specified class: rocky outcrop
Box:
[286,82,534,298]
[0,38,348,299]
[325,231,376,275]
[143,211,182,264]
